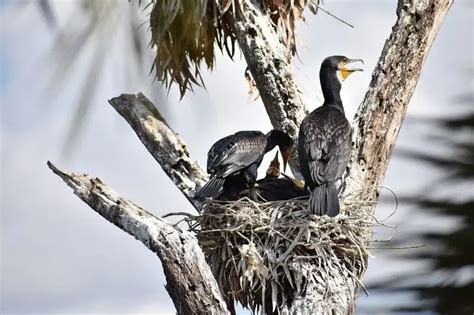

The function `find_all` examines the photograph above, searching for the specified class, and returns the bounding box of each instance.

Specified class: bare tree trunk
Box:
[232,0,308,138]
[48,0,452,314]
[342,0,454,201]
[231,0,308,178]
[229,0,453,313]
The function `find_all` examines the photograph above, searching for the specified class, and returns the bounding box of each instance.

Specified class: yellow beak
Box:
[340,58,364,80]
[281,148,293,172]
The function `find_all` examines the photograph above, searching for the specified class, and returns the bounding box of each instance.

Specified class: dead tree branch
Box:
[342,0,453,203]
[108,93,207,209]
[47,161,227,314]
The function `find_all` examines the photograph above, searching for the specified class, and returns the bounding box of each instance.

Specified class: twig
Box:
[369,244,425,250]
[316,4,354,28]
[162,211,197,219]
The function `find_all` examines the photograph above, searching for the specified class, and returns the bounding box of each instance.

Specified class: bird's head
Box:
[266,129,294,171]
[265,152,281,178]
[321,55,364,83]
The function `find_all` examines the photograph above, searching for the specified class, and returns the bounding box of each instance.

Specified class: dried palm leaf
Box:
[38,0,152,157]
[144,0,319,98]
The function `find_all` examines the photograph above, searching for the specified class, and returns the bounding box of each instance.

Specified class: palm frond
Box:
[37,0,153,158]
[145,0,319,98]
[266,0,320,57]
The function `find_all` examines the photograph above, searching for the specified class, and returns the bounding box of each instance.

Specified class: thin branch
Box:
[162,211,197,219]
[108,93,207,210]
[369,244,425,250]
[315,4,354,28]
[47,161,227,315]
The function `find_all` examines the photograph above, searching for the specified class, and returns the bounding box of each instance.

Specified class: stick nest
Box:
[191,196,375,313]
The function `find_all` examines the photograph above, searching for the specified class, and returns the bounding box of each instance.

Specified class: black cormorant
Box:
[196,130,293,200]
[298,56,363,216]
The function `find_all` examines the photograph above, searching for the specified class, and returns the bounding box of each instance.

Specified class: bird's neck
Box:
[265,135,277,153]
[320,70,343,110]
[265,130,283,153]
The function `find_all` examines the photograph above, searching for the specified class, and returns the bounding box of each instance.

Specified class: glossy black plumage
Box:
[252,177,307,202]
[196,130,293,200]
[298,56,358,216]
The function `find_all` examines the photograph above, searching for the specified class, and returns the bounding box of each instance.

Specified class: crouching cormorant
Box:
[195,130,293,200]
[298,56,363,216]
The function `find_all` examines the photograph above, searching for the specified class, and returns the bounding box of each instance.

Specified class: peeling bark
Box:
[109,93,207,210]
[342,0,453,202]
[229,0,453,313]
[47,161,227,315]
[232,0,308,178]
[232,0,307,136]
[340,1,454,308]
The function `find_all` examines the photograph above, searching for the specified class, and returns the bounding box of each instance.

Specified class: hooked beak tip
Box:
[348,58,364,64]
[282,158,287,172]
[345,59,364,72]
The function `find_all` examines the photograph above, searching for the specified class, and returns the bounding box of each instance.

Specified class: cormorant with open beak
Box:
[298,56,363,216]
[196,130,293,200]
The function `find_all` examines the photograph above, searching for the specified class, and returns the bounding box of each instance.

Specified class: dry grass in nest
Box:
[191,195,376,313]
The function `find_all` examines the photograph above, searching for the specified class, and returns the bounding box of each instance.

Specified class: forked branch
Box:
[47,161,227,314]
[227,0,453,312]
[341,0,453,202]
[231,0,453,211]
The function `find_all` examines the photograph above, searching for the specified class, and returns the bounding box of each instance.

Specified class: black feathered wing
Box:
[208,134,266,178]
[197,131,266,199]
[195,177,225,199]
[300,108,351,187]
[298,107,351,215]
[307,129,351,186]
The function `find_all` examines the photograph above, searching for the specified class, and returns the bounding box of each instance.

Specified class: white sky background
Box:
[1,0,473,314]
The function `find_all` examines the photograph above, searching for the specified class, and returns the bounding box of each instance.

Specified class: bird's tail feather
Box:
[195,177,225,199]
[309,182,340,217]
